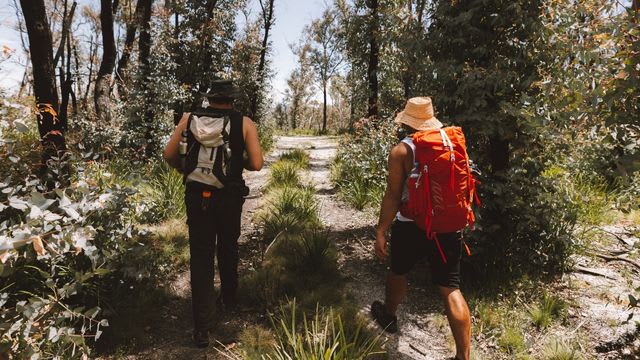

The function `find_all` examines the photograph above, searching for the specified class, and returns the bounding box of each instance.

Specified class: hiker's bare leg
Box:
[385,272,407,315]
[439,286,471,360]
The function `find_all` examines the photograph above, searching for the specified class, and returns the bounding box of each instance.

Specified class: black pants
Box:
[185,186,244,332]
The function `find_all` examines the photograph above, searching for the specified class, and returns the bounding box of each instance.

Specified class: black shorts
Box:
[389,220,463,289]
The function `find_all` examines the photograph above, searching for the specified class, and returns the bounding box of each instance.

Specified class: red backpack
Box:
[399,126,480,263]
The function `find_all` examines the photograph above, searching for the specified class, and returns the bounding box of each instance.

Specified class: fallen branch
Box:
[598,228,634,247]
[573,265,617,280]
[409,343,427,357]
[594,254,640,271]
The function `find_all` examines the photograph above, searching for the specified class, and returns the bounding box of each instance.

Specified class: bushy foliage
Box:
[332,118,397,209]
[0,117,186,357]
[258,122,276,154]
[0,174,137,357]
[120,15,188,159]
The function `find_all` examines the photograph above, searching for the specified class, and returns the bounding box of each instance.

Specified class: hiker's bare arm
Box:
[243,117,263,171]
[163,113,189,171]
[375,143,410,261]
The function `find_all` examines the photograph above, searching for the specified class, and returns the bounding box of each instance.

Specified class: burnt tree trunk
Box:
[19,0,66,183]
[250,0,275,122]
[95,0,117,123]
[116,0,145,100]
[366,0,379,118]
[53,0,76,68]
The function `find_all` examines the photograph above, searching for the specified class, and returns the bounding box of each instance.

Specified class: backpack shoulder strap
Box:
[228,111,245,180]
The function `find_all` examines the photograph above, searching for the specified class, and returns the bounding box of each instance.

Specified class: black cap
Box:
[200,80,240,99]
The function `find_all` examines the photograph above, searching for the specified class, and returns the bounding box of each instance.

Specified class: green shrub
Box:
[332,119,396,210]
[340,174,382,210]
[258,123,276,154]
[268,161,302,189]
[0,177,140,357]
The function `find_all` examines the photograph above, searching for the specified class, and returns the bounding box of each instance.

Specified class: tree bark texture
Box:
[366,0,379,118]
[95,0,117,123]
[250,0,275,121]
[19,0,67,183]
[116,0,145,99]
[138,0,153,76]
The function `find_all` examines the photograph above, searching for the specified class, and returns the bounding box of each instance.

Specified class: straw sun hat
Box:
[394,97,443,131]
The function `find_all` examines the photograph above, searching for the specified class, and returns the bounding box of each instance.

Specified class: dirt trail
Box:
[274,136,455,360]
[108,136,639,360]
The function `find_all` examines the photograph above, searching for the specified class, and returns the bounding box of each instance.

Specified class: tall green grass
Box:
[140,163,185,223]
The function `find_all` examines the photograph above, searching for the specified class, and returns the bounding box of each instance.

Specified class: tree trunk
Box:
[116,0,145,99]
[84,35,97,106]
[366,0,379,118]
[250,0,275,121]
[322,80,328,133]
[489,137,509,173]
[53,1,76,68]
[139,0,153,72]
[633,0,639,12]
[19,0,66,183]
[95,0,117,123]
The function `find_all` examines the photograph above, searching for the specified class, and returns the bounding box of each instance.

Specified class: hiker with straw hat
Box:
[371,97,472,360]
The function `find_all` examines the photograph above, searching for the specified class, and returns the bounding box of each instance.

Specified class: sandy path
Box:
[278,136,455,360]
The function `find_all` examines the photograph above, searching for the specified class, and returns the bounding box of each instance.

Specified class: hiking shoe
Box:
[371,300,398,333]
[193,330,209,348]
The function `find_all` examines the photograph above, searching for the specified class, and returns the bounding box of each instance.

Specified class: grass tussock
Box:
[260,186,320,241]
[280,149,311,169]
[529,293,566,329]
[542,338,583,360]
[268,302,385,360]
[268,160,302,189]
[498,324,526,355]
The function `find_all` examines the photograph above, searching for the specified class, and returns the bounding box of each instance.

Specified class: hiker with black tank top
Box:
[163,80,264,348]
[372,97,473,360]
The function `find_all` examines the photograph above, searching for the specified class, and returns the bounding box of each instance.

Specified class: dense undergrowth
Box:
[0,106,190,357]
